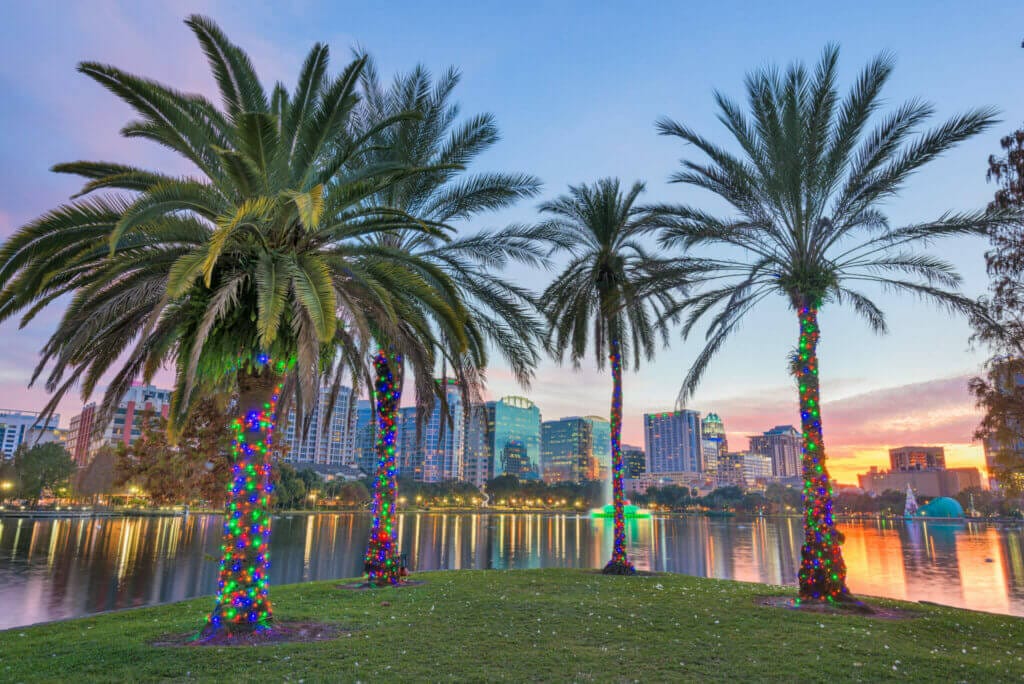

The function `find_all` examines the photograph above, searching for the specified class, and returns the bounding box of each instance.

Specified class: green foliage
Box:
[484,474,605,507]
[538,178,691,372]
[11,442,75,502]
[0,15,472,436]
[969,358,1024,496]
[349,58,546,429]
[655,45,1015,402]
[273,465,320,510]
[0,570,1019,681]
[73,445,118,498]
[115,401,232,506]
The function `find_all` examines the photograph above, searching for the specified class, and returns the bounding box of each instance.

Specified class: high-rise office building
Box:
[402,384,465,483]
[540,415,610,483]
[463,396,542,486]
[281,384,356,468]
[749,425,801,478]
[492,396,542,480]
[0,409,62,460]
[622,444,646,478]
[701,413,727,478]
[889,446,946,472]
[743,452,773,487]
[67,404,96,465]
[68,384,171,464]
[353,400,376,474]
[716,451,746,487]
[644,409,702,474]
[463,403,493,488]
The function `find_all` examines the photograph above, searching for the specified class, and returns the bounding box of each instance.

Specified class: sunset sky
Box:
[2,1,1023,484]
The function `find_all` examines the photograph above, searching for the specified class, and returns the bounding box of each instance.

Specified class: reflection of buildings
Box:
[644,410,702,475]
[281,384,356,468]
[748,425,800,479]
[540,416,610,483]
[857,466,982,497]
[5,514,1024,626]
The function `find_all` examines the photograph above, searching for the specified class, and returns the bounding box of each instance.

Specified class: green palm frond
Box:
[657,46,1019,401]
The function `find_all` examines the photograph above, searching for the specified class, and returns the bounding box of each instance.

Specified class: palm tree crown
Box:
[540,178,687,371]
[657,45,1013,402]
[350,58,548,390]
[0,16,467,430]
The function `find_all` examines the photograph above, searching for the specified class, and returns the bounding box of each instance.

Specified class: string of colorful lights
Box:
[206,355,289,634]
[795,305,848,602]
[604,341,635,575]
[364,350,403,585]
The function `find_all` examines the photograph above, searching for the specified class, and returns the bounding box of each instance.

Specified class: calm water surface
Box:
[1,513,1022,629]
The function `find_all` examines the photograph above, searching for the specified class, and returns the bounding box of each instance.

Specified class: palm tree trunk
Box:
[794,302,849,601]
[364,350,404,585]
[603,341,635,575]
[205,365,282,635]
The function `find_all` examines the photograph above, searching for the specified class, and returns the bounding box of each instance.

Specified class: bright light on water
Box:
[0,513,1021,629]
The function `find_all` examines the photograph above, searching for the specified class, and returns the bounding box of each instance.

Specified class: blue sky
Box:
[1,1,1022,481]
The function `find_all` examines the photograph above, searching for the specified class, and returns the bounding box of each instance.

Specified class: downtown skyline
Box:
[2,1,1022,484]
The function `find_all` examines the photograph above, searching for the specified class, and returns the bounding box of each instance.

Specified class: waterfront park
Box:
[1,7,1024,682]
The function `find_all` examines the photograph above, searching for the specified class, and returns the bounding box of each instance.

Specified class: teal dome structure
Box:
[916,497,964,519]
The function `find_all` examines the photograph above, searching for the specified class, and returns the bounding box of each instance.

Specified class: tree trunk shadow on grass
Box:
[755,595,920,620]
[153,621,351,647]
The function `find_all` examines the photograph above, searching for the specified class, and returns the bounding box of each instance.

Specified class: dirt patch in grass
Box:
[755,595,919,620]
[582,569,663,577]
[153,621,349,647]
[336,579,428,590]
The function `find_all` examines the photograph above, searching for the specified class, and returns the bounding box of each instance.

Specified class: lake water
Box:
[1,512,1022,629]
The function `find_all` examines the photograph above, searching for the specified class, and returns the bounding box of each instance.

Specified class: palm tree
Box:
[655,46,1016,601]
[0,16,466,633]
[539,179,689,574]
[349,59,548,584]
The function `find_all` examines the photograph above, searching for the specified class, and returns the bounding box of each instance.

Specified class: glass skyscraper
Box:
[402,384,464,483]
[281,384,356,467]
[701,413,727,479]
[644,409,702,474]
[492,396,542,480]
[540,415,610,483]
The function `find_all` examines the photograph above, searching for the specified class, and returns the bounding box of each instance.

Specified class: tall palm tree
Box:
[0,16,466,633]
[349,59,548,584]
[539,179,690,574]
[655,45,1016,601]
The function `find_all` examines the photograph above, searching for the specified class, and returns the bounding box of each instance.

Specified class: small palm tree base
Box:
[198,616,273,639]
[602,559,637,575]
[363,561,405,587]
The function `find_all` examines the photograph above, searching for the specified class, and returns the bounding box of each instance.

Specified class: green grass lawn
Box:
[1,569,1021,682]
